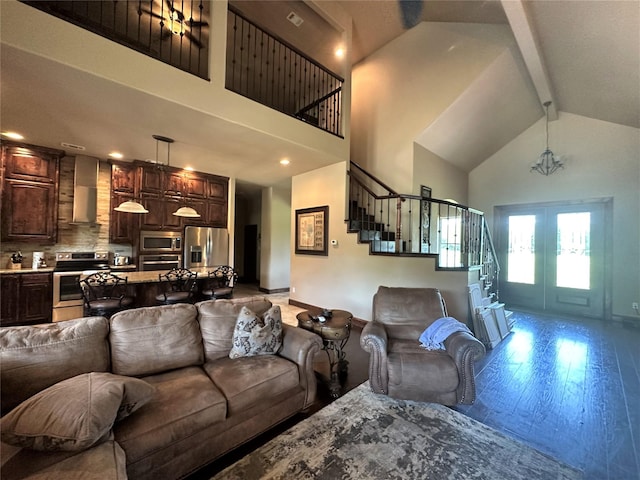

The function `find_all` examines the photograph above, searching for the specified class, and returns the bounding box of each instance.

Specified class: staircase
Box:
[347,161,502,300]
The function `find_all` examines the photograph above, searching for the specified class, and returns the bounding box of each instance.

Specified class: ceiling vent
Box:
[286,11,304,27]
[61,142,86,151]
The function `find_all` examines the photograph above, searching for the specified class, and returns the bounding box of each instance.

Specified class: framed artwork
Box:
[420,185,432,253]
[295,206,328,255]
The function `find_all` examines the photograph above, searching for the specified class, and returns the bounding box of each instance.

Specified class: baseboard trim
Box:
[258,287,290,294]
[288,299,367,329]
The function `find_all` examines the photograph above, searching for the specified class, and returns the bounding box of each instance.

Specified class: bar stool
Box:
[79,271,135,319]
[156,268,198,305]
[202,266,237,300]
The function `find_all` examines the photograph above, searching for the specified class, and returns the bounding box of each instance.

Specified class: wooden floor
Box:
[190,305,639,480]
[456,311,640,480]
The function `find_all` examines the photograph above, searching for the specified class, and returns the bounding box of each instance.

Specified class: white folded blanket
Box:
[419,316,471,350]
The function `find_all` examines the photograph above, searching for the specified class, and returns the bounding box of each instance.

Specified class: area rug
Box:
[212,382,582,480]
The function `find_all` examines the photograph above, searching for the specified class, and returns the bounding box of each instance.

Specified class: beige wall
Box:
[470,112,640,318]
[413,144,468,204]
[351,22,513,193]
[260,185,292,291]
[290,162,469,322]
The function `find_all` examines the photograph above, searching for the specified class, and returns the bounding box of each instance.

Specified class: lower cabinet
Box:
[0,273,52,326]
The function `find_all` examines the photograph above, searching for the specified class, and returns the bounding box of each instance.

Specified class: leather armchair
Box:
[360,286,485,405]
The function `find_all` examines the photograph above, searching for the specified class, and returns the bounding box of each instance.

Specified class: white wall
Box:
[260,185,292,291]
[351,22,514,193]
[413,144,468,204]
[291,162,469,322]
[470,112,640,318]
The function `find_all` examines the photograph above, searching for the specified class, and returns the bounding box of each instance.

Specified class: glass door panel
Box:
[507,215,536,284]
[556,212,590,290]
[497,201,607,318]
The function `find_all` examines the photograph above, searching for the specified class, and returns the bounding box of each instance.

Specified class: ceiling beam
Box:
[501,0,558,120]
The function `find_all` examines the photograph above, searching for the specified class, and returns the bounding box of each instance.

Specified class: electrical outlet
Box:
[291,287,296,293]
[633,302,639,310]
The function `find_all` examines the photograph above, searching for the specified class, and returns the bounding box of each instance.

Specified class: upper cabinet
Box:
[1,141,64,244]
[109,161,229,241]
[111,162,136,193]
[109,161,137,244]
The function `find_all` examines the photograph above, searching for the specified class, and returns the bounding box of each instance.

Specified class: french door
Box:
[496,200,611,318]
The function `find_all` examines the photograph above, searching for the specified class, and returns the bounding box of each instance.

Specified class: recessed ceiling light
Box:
[109,152,124,159]
[2,132,24,140]
[280,158,290,166]
[335,47,345,58]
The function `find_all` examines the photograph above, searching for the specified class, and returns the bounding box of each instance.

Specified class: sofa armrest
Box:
[278,324,323,409]
[360,321,389,394]
[443,331,486,404]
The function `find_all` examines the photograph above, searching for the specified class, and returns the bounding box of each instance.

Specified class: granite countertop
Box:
[115,267,212,284]
[0,267,55,275]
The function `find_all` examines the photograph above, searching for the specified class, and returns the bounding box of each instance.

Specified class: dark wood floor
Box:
[190,310,639,480]
[456,311,640,480]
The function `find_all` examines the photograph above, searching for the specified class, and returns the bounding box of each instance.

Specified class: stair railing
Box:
[348,161,499,277]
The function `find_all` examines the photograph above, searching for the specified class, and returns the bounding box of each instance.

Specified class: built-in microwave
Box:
[139,230,182,253]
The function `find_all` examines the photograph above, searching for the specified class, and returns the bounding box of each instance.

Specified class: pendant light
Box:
[114,150,149,214]
[114,200,149,213]
[530,101,564,176]
[152,134,201,218]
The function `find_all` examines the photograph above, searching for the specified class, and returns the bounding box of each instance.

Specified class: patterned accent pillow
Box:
[0,372,154,452]
[229,305,283,359]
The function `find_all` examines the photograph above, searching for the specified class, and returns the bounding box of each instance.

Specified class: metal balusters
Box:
[23,0,210,79]
[226,6,343,137]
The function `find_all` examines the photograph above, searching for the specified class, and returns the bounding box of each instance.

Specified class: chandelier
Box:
[530,101,564,176]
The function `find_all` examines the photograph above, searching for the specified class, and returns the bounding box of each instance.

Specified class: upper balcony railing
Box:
[226,5,344,138]
[22,0,211,80]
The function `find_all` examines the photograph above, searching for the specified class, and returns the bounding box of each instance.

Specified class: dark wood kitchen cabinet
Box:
[1,142,64,244]
[0,272,53,326]
[109,162,138,243]
[109,161,229,241]
[138,194,182,230]
[111,161,136,193]
[110,191,136,243]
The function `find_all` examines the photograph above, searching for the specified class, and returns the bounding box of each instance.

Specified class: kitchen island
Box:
[115,267,217,307]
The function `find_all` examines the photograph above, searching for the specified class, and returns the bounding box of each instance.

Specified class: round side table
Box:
[297,310,352,398]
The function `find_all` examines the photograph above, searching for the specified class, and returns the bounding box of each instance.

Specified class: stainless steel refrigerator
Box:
[183,226,229,269]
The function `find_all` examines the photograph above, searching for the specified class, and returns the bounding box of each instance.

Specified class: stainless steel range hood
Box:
[71,155,99,224]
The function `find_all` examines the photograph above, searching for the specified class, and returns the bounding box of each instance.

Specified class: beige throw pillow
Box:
[0,372,154,452]
[229,305,283,359]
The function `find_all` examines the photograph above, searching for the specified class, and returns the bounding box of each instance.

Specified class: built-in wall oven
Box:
[139,254,182,272]
[52,251,110,322]
[139,231,182,253]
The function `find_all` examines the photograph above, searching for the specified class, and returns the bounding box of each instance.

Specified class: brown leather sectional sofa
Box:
[0,297,322,479]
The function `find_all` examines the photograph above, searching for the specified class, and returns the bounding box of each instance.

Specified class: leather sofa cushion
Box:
[1,372,153,452]
[197,297,273,361]
[387,339,459,392]
[0,317,110,413]
[0,435,127,480]
[109,304,204,376]
[113,366,226,467]
[373,287,446,340]
[204,355,300,415]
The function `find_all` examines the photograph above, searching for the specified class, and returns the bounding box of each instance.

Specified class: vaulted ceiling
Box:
[1,1,638,188]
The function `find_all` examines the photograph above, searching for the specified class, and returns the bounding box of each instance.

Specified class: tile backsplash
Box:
[1,156,132,268]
